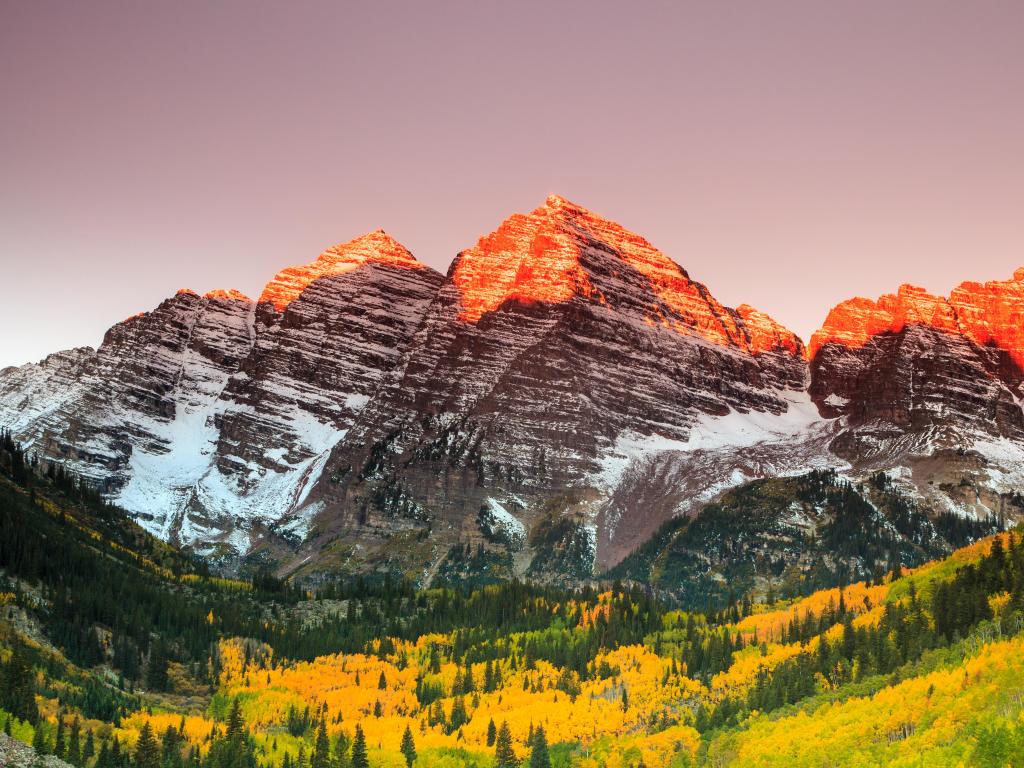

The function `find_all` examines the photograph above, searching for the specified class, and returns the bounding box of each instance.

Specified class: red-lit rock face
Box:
[809,269,1024,366]
[809,268,1024,461]
[259,230,424,310]
[735,304,803,356]
[203,288,252,302]
[452,195,801,356]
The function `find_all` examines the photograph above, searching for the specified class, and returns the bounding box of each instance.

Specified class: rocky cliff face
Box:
[193,233,444,551]
[5,196,1024,584]
[293,196,816,578]
[0,288,257,540]
[0,233,442,556]
[809,272,1024,521]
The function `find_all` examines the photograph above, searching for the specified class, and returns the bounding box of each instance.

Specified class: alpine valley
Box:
[4,196,1024,768]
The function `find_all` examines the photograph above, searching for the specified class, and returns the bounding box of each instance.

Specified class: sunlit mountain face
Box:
[2,196,1024,583]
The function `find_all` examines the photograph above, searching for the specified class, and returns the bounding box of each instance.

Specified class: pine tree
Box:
[67,716,82,767]
[486,719,497,747]
[350,725,369,768]
[377,671,387,690]
[146,641,170,692]
[54,716,66,759]
[495,721,517,768]
[0,639,39,724]
[400,724,416,768]
[32,721,48,755]
[95,741,110,768]
[83,729,95,765]
[529,726,551,768]
[134,722,161,768]
[312,719,331,768]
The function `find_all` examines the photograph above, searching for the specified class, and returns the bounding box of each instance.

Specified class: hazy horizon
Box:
[3,1,1024,368]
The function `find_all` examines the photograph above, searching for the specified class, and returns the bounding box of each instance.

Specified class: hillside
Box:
[3,430,1024,766]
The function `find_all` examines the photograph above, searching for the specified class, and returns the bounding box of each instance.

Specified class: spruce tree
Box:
[529,726,551,768]
[134,722,161,768]
[486,719,497,747]
[0,639,39,724]
[494,721,517,768]
[95,741,110,768]
[350,725,369,768]
[54,716,66,759]
[400,724,416,768]
[312,719,331,768]
[83,729,95,765]
[67,716,81,767]
[32,721,48,755]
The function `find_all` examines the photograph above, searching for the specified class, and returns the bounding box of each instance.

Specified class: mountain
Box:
[291,195,813,579]
[809,272,1024,523]
[0,232,443,558]
[4,196,1024,585]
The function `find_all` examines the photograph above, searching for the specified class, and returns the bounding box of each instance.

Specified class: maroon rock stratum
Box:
[2,197,1023,579]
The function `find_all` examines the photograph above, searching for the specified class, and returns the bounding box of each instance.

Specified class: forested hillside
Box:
[3,430,1024,766]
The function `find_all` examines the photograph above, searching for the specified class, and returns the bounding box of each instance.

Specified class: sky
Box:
[2,1,1024,368]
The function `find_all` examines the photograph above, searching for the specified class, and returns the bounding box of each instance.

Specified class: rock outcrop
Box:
[294,196,813,576]
[6,195,1024,582]
[809,272,1024,521]
[0,233,443,555]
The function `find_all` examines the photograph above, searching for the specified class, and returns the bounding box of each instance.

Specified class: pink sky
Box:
[3,1,1024,369]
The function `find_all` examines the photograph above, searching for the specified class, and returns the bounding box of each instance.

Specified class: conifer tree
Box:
[134,722,161,768]
[312,719,331,768]
[67,716,81,767]
[400,724,416,768]
[350,725,369,768]
[529,726,551,768]
[494,721,517,768]
[95,741,110,768]
[83,730,95,766]
[32,721,48,755]
[54,716,66,759]
[0,639,39,724]
[486,718,497,747]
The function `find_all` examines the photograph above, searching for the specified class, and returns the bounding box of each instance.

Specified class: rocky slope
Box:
[292,196,816,578]
[0,733,73,768]
[0,232,443,556]
[809,272,1024,522]
[4,196,1024,584]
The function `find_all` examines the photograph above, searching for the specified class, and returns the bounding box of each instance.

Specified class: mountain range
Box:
[3,195,1023,583]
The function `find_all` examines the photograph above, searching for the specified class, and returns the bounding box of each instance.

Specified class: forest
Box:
[3,428,1024,767]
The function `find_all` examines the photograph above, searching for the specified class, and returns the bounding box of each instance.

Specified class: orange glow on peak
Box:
[203,288,252,302]
[451,195,802,357]
[176,288,198,296]
[736,304,804,356]
[259,230,423,311]
[809,267,1024,367]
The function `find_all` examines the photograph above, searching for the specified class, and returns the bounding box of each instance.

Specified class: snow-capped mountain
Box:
[290,196,816,576]
[0,233,443,555]
[809,273,1024,522]
[3,196,1024,580]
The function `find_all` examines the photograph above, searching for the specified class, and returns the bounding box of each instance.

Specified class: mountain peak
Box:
[259,230,423,310]
[204,288,252,302]
[810,267,1024,366]
[450,196,800,356]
